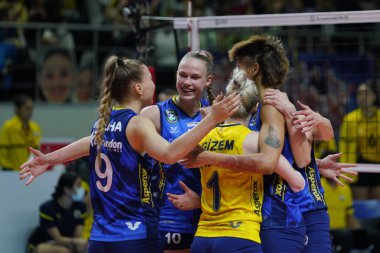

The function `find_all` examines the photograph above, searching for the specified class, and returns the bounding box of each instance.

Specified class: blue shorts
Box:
[303,209,332,253]
[160,231,194,250]
[260,226,306,253]
[88,238,162,253]
[191,236,263,253]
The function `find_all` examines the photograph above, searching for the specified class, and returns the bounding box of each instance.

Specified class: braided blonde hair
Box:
[95,55,144,162]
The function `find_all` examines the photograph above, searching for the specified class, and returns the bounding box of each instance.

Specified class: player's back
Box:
[89,108,159,242]
[249,103,304,229]
[197,123,263,243]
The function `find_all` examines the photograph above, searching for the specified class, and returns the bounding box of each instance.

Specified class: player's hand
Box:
[208,92,241,124]
[292,101,323,133]
[19,147,50,185]
[318,153,357,187]
[262,89,295,115]
[167,181,201,211]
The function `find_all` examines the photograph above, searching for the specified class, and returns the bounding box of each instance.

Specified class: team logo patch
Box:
[165,109,178,123]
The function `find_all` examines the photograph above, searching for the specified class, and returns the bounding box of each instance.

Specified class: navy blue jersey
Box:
[294,146,327,213]
[156,96,205,233]
[248,103,304,229]
[89,108,160,242]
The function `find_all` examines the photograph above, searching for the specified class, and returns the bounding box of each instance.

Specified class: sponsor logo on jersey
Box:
[126,221,142,231]
[105,121,122,132]
[249,114,257,129]
[274,175,285,201]
[306,166,324,203]
[252,180,262,216]
[229,221,243,228]
[90,131,96,147]
[165,109,178,123]
[202,139,235,151]
[102,139,123,152]
[140,165,153,206]
[169,126,179,134]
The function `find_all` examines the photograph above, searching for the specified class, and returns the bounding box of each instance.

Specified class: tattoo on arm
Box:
[264,125,281,149]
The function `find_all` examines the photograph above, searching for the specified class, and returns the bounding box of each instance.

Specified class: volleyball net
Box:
[163,10,380,173]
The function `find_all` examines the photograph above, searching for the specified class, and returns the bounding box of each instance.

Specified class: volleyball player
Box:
[140,50,215,253]
[263,88,357,253]
[19,55,241,253]
[177,35,313,253]
[168,67,305,253]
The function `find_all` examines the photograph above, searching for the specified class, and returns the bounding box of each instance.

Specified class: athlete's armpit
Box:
[264,125,281,149]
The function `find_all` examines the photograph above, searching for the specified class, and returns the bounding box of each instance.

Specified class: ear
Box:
[250,63,260,77]
[134,83,143,95]
[205,75,213,87]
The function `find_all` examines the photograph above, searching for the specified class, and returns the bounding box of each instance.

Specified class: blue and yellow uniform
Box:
[249,103,306,253]
[191,123,263,253]
[294,147,332,252]
[88,108,161,253]
[155,96,206,250]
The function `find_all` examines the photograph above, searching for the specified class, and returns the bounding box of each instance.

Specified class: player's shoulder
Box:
[343,109,360,121]
[140,104,160,120]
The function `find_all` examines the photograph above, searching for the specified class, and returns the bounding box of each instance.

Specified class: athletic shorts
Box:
[191,236,263,253]
[303,209,332,253]
[261,226,306,253]
[159,231,195,250]
[88,238,162,253]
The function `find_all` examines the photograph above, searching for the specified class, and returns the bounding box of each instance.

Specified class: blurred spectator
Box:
[41,28,75,52]
[104,0,135,47]
[321,177,362,253]
[339,82,380,200]
[66,157,93,240]
[26,0,49,22]
[83,0,108,25]
[73,67,95,104]
[157,88,177,102]
[0,94,42,171]
[26,172,88,253]
[72,51,97,104]
[38,48,77,104]
[0,0,27,92]
[314,138,337,160]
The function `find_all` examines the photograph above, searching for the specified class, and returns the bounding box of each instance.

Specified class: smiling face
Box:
[40,53,75,104]
[176,57,211,102]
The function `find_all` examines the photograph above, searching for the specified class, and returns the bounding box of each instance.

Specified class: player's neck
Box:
[225,117,247,126]
[175,96,200,116]
[117,100,143,114]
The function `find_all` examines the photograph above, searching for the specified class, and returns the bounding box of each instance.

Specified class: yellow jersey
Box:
[196,123,263,243]
[321,177,354,229]
[0,116,42,170]
[339,108,380,163]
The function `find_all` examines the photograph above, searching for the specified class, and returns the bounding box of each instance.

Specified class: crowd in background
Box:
[1,1,380,252]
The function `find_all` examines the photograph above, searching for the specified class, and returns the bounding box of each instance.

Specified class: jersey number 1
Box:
[206,171,221,212]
